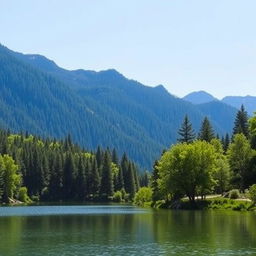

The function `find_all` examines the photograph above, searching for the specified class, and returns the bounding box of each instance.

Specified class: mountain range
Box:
[0,44,250,169]
[183,91,255,116]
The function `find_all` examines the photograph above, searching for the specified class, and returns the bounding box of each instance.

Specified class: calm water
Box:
[0,205,255,256]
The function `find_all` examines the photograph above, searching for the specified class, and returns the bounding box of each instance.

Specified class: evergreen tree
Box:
[198,117,215,142]
[233,105,249,138]
[76,156,87,200]
[89,158,100,197]
[63,153,76,200]
[133,163,140,192]
[112,148,119,165]
[223,133,230,152]
[177,115,196,143]
[151,160,160,202]
[121,153,129,192]
[116,165,124,191]
[48,153,63,201]
[125,162,136,200]
[100,151,114,198]
[140,171,150,187]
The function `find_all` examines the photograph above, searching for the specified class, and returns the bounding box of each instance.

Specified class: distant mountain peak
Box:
[183,91,217,104]
[98,68,124,78]
[154,84,168,93]
[222,96,256,115]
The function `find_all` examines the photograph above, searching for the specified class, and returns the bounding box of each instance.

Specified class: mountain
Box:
[183,91,217,104]
[222,96,256,116]
[0,44,237,169]
[183,90,255,116]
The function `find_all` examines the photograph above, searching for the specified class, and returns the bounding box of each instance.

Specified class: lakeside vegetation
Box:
[134,106,256,211]
[0,131,148,205]
[1,104,256,212]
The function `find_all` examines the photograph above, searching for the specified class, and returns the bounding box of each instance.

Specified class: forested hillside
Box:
[0,44,237,169]
[0,129,143,204]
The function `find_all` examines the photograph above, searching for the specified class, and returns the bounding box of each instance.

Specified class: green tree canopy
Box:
[249,112,256,149]
[0,154,21,203]
[227,134,253,191]
[134,187,152,206]
[158,140,217,203]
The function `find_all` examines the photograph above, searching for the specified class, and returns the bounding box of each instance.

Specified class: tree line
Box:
[151,105,256,204]
[0,131,143,204]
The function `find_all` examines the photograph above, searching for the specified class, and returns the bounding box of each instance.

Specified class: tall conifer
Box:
[178,115,196,143]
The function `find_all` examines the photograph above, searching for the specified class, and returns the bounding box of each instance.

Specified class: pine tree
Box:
[100,151,114,198]
[198,117,215,142]
[121,153,129,192]
[133,163,140,192]
[112,148,119,165]
[76,156,87,200]
[178,115,196,143]
[89,158,100,197]
[233,105,249,138]
[151,160,160,202]
[48,153,63,200]
[63,153,76,200]
[116,165,124,191]
[125,162,136,200]
[224,133,230,152]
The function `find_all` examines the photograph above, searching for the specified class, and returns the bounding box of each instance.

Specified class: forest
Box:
[145,105,256,209]
[0,131,148,204]
[1,104,256,209]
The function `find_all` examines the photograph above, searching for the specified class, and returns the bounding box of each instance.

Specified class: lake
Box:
[0,205,255,256]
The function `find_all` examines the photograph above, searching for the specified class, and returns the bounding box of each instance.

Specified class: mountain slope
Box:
[0,44,238,169]
[222,96,256,116]
[183,91,217,104]
[197,101,237,134]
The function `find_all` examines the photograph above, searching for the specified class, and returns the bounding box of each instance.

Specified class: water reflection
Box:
[0,206,255,256]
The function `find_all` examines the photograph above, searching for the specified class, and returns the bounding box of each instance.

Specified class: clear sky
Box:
[0,0,255,98]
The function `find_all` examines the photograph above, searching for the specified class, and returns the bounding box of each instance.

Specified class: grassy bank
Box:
[154,197,256,211]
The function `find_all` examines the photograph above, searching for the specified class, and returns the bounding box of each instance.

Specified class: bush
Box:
[134,187,152,206]
[232,202,246,211]
[113,191,123,202]
[229,189,240,199]
[18,187,31,203]
[249,184,256,204]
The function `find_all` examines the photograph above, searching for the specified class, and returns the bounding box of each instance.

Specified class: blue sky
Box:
[0,0,255,98]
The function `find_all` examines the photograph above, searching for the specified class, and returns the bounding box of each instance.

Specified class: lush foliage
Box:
[0,129,141,203]
[0,154,21,203]
[227,134,253,191]
[158,141,217,202]
[249,184,256,204]
[134,187,152,206]
[152,107,256,207]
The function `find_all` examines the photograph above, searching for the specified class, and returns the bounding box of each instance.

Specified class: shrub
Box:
[18,187,31,203]
[249,184,256,204]
[134,187,152,206]
[229,189,240,199]
[113,191,123,202]
[232,202,246,211]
